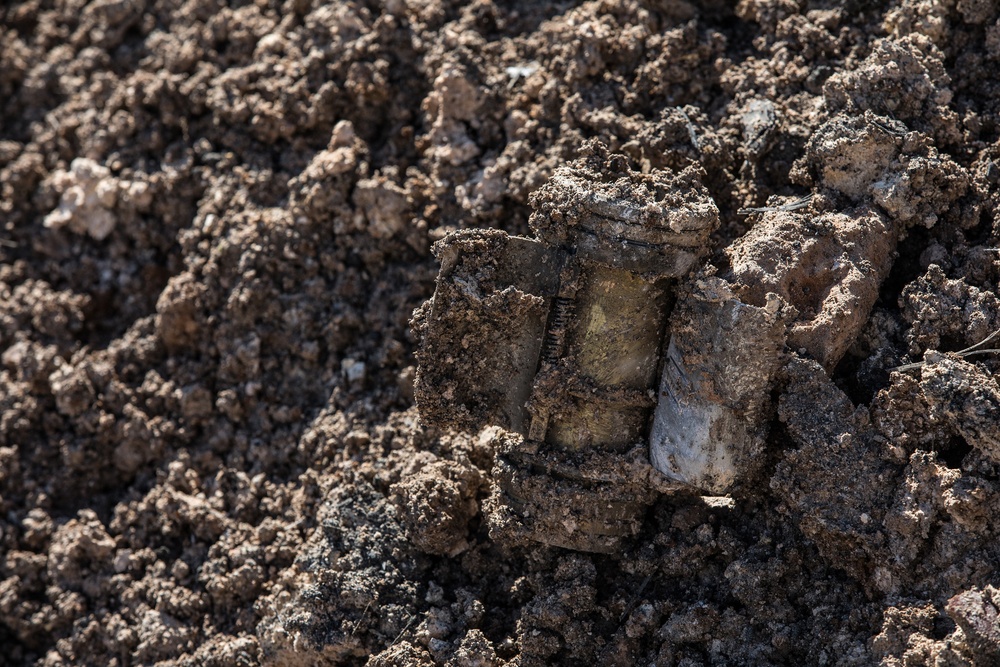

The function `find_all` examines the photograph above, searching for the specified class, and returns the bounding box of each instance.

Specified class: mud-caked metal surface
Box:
[414,142,718,552]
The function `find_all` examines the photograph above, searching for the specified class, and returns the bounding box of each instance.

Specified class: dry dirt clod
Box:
[919,354,1000,464]
[727,205,897,371]
[947,585,1000,663]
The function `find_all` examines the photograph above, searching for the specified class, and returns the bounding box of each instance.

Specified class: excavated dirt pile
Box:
[2,0,1000,665]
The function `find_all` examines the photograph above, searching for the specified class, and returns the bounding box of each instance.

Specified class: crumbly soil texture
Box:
[3,1,1000,666]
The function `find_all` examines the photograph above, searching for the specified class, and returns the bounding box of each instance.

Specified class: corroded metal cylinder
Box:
[527,263,667,452]
[650,277,789,494]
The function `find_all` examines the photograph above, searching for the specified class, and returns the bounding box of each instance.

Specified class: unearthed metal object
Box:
[414,144,906,546]
[412,144,718,552]
[650,204,899,493]
[410,229,561,436]
[413,146,907,546]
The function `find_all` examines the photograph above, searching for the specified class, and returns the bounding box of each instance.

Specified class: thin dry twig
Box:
[738,193,813,215]
[351,600,373,637]
[619,571,655,625]
[680,108,700,151]
[893,328,1000,372]
[389,615,417,648]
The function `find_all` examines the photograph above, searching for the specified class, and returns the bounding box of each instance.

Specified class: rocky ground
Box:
[2,0,1000,665]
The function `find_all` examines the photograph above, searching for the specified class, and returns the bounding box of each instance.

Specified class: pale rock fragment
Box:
[352,174,411,239]
[421,60,483,167]
[341,358,366,384]
[288,120,369,230]
[44,157,150,240]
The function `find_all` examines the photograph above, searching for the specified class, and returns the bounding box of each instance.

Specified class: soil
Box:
[2,1,1000,666]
